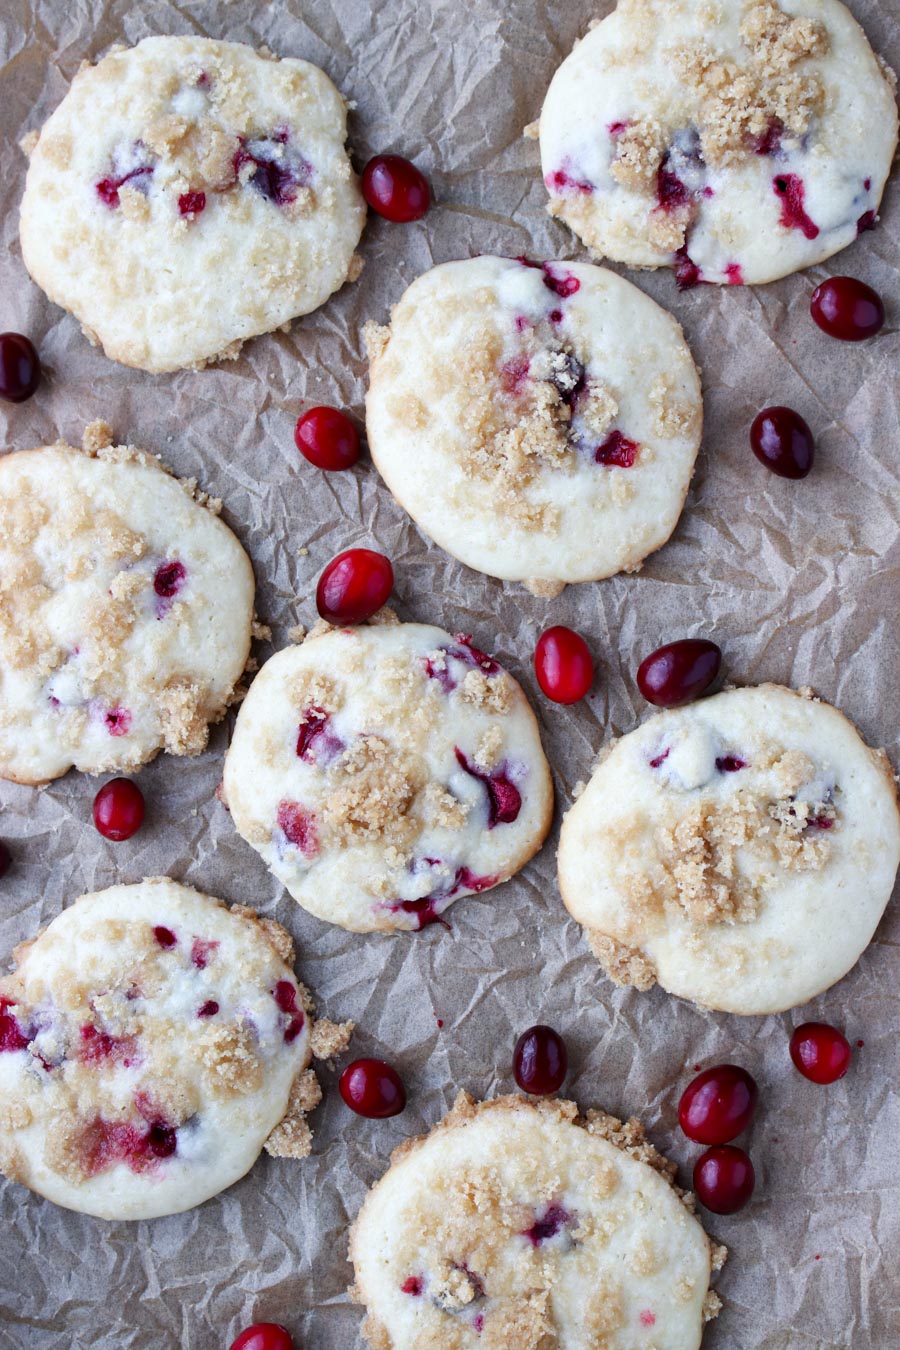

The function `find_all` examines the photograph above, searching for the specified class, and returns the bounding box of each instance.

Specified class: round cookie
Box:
[0,879,348,1220]
[364,256,702,593]
[558,684,900,1015]
[537,0,898,287]
[350,1092,724,1349]
[0,421,255,784]
[20,36,366,372]
[222,617,553,933]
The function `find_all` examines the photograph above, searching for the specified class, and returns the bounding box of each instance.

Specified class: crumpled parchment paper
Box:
[1,1,898,1346]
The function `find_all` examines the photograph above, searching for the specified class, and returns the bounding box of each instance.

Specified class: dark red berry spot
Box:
[316,548,394,625]
[750,405,815,479]
[295,406,360,471]
[649,748,671,769]
[595,430,639,468]
[810,276,885,342]
[339,1058,406,1117]
[716,756,747,773]
[674,247,702,290]
[197,1000,219,1018]
[0,841,10,878]
[534,627,593,704]
[693,1145,755,1214]
[362,154,430,222]
[789,1022,851,1084]
[190,938,218,970]
[455,748,521,828]
[773,174,819,240]
[637,639,721,708]
[296,707,343,764]
[541,263,580,299]
[401,1276,422,1296]
[234,137,309,207]
[856,209,876,235]
[276,800,319,857]
[522,1203,570,1245]
[678,1064,758,1145]
[514,1025,568,1095]
[96,164,154,209]
[228,1325,294,1350]
[93,777,145,841]
[0,333,40,403]
[545,166,594,194]
[104,707,132,737]
[153,926,177,949]
[0,998,29,1053]
[153,560,186,599]
[178,190,206,217]
[725,263,744,286]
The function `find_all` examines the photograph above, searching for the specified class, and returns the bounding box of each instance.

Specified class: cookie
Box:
[19,36,366,372]
[0,421,254,785]
[222,616,553,933]
[0,879,352,1219]
[536,0,898,287]
[350,1092,724,1349]
[364,256,701,594]
[558,684,900,1015]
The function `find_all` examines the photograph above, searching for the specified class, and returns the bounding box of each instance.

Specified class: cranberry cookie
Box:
[536,0,898,287]
[222,617,553,933]
[0,879,351,1219]
[364,256,701,595]
[19,36,365,372]
[0,421,254,784]
[558,685,900,1015]
[350,1092,725,1349]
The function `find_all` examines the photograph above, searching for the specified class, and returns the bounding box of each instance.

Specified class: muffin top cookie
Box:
[364,256,702,594]
[350,1092,724,1349]
[222,616,553,933]
[558,684,900,1015]
[537,0,898,287]
[19,36,366,372]
[0,422,254,784]
[0,879,351,1220]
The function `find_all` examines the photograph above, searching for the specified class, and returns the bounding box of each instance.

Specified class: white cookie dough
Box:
[222,617,553,933]
[537,0,898,286]
[20,36,366,372]
[350,1092,723,1350]
[0,422,255,785]
[0,880,330,1220]
[558,684,900,1015]
[364,256,702,592]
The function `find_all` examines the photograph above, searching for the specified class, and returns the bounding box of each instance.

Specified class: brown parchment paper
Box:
[1,1,899,1346]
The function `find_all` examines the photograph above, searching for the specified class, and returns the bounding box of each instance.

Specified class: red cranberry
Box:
[789,1022,851,1084]
[513,1025,568,1095]
[693,1145,755,1214]
[750,406,815,479]
[229,1324,294,1350]
[316,548,393,624]
[810,277,885,342]
[93,778,145,841]
[637,639,721,708]
[0,333,40,403]
[295,407,360,471]
[678,1065,758,1145]
[0,842,10,878]
[339,1058,406,1118]
[534,627,594,704]
[362,154,431,222]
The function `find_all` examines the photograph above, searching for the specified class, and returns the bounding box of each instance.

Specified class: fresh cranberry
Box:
[178,191,206,217]
[362,154,430,222]
[0,842,10,878]
[534,627,594,704]
[693,1145,755,1214]
[810,277,885,342]
[678,1065,758,1144]
[750,406,815,479]
[513,1025,568,1095]
[295,406,360,471]
[229,1323,294,1350]
[637,639,721,708]
[316,548,393,624]
[789,1022,851,1084]
[0,333,40,403]
[93,778,145,841]
[339,1058,406,1118]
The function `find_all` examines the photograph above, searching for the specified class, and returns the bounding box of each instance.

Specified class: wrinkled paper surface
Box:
[1,1,899,1346]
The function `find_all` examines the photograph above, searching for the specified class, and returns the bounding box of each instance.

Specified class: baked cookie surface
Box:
[0,879,337,1220]
[350,1092,723,1350]
[0,422,255,784]
[20,36,366,372]
[364,256,701,593]
[222,617,553,933]
[558,684,900,1015]
[537,0,898,287]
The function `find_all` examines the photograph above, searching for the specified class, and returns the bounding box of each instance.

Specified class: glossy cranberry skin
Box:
[339,1058,407,1118]
[789,1022,852,1084]
[810,277,885,342]
[0,842,11,878]
[295,406,360,471]
[750,406,815,479]
[0,333,40,403]
[316,548,394,624]
[534,627,594,704]
[637,639,721,708]
[362,154,431,222]
[679,1065,758,1145]
[92,778,145,841]
[513,1025,568,1095]
[693,1145,755,1215]
[229,1324,294,1350]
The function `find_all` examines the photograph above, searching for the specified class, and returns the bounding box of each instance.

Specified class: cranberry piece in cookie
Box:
[93,778,146,841]
[810,277,885,341]
[0,333,40,403]
[316,548,394,624]
[295,406,361,471]
[789,1022,851,1084]
[362,154,431,222]
[750,406,815,479]
[340,1058,406,1118]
